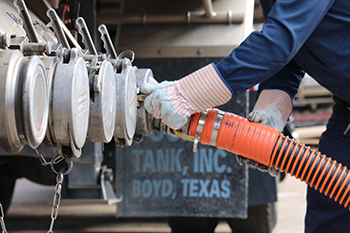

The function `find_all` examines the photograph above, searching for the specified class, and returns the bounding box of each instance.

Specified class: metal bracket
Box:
[101,166,123,205]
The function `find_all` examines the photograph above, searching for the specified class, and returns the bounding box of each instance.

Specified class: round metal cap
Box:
[88,60,117,142]
[0,50,25,153]
[22,55,49,148]
[52,49,89,157]
[114,59,137,146]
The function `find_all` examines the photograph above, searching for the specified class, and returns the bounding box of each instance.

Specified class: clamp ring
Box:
[210,110,226,147]
[193,110,209,152]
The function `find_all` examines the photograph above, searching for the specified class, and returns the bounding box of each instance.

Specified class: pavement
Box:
[2,174,307,233]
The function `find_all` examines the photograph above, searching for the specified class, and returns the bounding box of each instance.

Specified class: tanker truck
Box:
[0,1,278,232]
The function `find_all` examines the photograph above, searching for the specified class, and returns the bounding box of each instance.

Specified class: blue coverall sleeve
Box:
[258,59,304,99]
[216,0,335,97]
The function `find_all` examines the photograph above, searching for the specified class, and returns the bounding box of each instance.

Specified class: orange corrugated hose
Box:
[189,108,350,209]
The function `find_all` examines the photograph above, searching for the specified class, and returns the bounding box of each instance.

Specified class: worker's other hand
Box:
[236,89,293,177]
[140,63,233,130]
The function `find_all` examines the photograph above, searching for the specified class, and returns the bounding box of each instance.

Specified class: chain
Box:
[0,203,8,233]
[0,149,73,233]
[34,147,73,233]
[47,172,63,233]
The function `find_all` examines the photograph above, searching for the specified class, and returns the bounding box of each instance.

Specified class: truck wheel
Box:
[227,202,277,233]
[167,217,219,233]
[0,174,16,215]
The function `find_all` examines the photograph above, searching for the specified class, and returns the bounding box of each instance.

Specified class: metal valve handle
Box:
[76,17,98,55]
[14,0,39,43]
[98,24,117,59]
[46,8,70,49]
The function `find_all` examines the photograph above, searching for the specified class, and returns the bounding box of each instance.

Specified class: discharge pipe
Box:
[174,108,350,210]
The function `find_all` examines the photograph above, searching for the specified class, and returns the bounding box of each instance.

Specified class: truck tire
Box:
[167,217,219,233]
[227,202,277,233]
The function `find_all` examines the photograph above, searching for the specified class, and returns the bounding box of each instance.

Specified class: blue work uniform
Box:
[215,0,350,232]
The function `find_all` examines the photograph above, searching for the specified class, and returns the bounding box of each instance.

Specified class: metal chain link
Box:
[0,203,8,233]
[34,147,73,233]
[47,172,64,233]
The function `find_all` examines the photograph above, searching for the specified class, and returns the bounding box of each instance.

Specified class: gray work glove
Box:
[235,90,292,177]
[140,64,233,130]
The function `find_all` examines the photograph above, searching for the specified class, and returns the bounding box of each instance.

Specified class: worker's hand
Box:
[141,81,190,130]
[140,63,233,130]
[236,89,293,177]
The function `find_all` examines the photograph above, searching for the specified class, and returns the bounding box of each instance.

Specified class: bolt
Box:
[197,48,204,55]
[158,49,164,55]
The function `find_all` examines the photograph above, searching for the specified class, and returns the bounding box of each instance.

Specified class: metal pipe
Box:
[99,12,243,25]
[202,0,216,18]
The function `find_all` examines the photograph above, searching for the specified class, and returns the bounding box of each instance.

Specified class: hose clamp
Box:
[193,110,208,152]
[210,110,226,147]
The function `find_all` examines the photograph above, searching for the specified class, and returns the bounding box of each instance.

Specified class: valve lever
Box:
[76,17,98,55]
[46,9,70,49]
[14,0,39,43]
[98,24,117,59]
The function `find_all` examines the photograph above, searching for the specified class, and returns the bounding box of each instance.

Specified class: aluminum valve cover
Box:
[52,48,90,157]
[87,60,117,143]
[0,50,49,153]
[134,68,158,138]
[114,59,137,146]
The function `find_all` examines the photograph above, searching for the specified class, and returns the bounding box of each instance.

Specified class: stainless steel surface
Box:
[52,48,90,157]
[14,0,39,43]
[114,59,137,146]
[46,8,70,49]
[87,60,117,143]
[100,12,243,25]
[202,0,215,18]
[115,0,255,58]
[76,17,98,55]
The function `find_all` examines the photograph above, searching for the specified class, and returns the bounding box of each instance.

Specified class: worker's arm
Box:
[142,0,333,129]
[217,0,334,96]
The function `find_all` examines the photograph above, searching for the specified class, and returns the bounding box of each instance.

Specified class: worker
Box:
[141,0,350,232]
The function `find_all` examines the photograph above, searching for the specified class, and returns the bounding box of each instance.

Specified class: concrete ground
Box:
[2,174,307,233]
